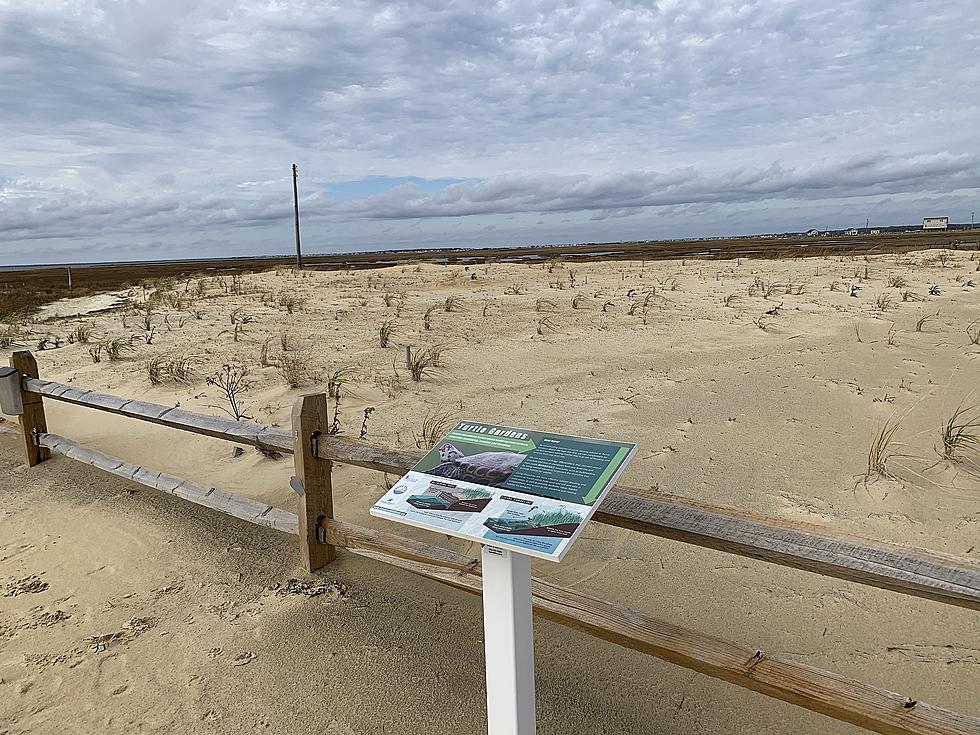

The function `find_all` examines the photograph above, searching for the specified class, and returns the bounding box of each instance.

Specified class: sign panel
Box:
[370,421,636,561]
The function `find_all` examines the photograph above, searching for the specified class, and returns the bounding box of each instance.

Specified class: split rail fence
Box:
[3,350,979,735]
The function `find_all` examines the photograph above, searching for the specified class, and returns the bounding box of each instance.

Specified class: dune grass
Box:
[866,417,905,481]
[379,319,395,348]
[414,408,454,448]
[938,404,980,461]
[408,346,445,382]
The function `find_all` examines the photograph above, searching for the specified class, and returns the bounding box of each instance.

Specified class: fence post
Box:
[9,351,49,468]
[292,392,335,572]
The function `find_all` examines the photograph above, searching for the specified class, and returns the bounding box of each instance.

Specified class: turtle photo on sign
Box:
[424,442,528,487]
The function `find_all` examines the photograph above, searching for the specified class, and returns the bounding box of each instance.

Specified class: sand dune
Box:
[1,250,978,733]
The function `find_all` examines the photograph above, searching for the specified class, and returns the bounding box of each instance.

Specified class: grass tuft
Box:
[866,417,904,481]
[536,316,559,335]
[277,293,304,314]
[938,404,980,461]
[915,311,940,332]
[414,408,454,449]
[146,354,195,385]
[379,319,395,348]
[874,293,893,311]
[408,345,445,382]
[326,365,357,398]
[966,319,980,346]
[423,304,438,331]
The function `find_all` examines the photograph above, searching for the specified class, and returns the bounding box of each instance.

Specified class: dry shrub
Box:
[277,352,312,388]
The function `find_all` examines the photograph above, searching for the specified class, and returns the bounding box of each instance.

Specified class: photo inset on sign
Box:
[406,480,493,512]
[425,442,528,487]
[483,508,584,538]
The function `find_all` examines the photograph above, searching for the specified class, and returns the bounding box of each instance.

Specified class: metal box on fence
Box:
[0,367,24,416]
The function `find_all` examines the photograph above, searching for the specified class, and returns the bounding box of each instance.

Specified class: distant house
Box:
[845,229,859,235]
[805,229,820,237]
[923,216,949,231]
[870,229,881,235]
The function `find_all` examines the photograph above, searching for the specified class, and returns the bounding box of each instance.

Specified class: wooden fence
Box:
[4,349,979,735]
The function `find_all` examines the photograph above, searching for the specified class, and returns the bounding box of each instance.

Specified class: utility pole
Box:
[292,163,302,269]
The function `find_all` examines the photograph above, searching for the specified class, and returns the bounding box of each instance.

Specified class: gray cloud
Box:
[1,0,979,264]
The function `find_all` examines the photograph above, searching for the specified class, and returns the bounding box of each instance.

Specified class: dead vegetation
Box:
[145,355,195,385]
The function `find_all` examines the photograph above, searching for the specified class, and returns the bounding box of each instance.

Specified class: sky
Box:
[1,1,979,266]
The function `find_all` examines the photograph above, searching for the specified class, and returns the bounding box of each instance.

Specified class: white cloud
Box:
[1,0,978,263]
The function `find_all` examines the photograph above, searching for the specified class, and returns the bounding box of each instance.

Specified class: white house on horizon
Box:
[923,216,949,231]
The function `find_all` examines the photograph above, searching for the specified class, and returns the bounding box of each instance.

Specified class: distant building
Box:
[805,228,820,237]
[923,216,949,231]
[845,228,859,235]
[870,229,881,235]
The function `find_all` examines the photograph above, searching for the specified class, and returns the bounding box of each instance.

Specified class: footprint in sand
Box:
[232,651,256,666]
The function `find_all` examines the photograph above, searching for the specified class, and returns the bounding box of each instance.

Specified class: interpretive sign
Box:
[371,421,636,561]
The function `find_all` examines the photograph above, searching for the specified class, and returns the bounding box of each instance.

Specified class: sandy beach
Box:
[2,249,978,734]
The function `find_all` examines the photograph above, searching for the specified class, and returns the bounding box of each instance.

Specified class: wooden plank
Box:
[24,377,292,454]
[322,518,480,575]
[324,519,980,735]
[21,377,980,609]
[307,435,980,611]
[36,432,298,535]
[594,491,980,611]
[9,352,49,467]
[293,393,335,571]
[313,434,419,475]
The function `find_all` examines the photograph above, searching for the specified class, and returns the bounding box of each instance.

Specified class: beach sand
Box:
[1,250,978,733]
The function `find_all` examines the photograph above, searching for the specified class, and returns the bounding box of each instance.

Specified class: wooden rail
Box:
[326,520,980,735]
[25,377,292,454]
[36,432,297,534]
[6,358,979,735]
[310,435,980,612]
[22,376,980,611]
[6,428,978,734]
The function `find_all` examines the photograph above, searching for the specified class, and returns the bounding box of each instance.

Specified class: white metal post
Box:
[481,545,536,735]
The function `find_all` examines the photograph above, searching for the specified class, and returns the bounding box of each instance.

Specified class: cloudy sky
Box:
[1,1,978,265]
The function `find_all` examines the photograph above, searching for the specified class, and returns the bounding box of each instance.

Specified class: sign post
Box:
[482,545,535,735]
[371,420,635,734]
